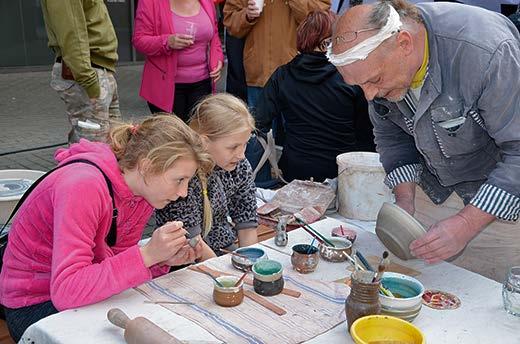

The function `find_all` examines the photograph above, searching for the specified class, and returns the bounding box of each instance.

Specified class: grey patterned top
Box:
[155,159,258,251]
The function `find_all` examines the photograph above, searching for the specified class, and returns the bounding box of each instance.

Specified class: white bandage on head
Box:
[328,4,403,66]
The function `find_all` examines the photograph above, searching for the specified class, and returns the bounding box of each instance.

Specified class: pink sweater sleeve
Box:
[132,0,172,56]
[49,177,152,311]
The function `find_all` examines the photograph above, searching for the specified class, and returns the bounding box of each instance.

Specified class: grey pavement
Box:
[0,63,227,171]
[0,63,149,171]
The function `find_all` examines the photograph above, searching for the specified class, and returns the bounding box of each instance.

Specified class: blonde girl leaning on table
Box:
[156,94,259,260]
[0,115,213,342]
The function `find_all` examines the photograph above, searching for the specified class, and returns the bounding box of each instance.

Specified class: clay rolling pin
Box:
[107,308,182,344]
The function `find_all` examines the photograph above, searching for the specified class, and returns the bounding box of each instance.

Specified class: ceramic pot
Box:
[231,247,268,272]
[252,260,284,296]
[318,237,352,262]
[345,270,381,331]
[213,276,244,307]
[291,244,319,273]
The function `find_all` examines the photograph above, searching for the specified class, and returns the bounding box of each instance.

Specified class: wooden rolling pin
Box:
[107,308,182,344]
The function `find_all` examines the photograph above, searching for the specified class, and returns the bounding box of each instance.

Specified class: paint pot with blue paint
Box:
[231,247,268,272]
[291,244,319,274]
[379,272,424,322]
[252,260,284,296]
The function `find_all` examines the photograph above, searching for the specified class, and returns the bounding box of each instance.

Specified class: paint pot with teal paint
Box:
[252,259,284,296]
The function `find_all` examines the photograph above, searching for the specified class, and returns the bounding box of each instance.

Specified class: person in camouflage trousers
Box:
[41,0,122,144]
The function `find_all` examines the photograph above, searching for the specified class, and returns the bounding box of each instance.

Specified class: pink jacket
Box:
[133,0,224,112]
[0,140,168,310]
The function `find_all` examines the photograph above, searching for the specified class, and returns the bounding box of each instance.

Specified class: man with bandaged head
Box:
[330,0,520,282]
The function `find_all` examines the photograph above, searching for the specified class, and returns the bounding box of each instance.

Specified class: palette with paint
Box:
[231,247,268,271]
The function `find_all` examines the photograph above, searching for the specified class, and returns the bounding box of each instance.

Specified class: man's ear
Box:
[397,30,414,56]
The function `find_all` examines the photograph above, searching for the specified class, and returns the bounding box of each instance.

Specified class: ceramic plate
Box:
[0,179,33,199]
[375,202,426,260]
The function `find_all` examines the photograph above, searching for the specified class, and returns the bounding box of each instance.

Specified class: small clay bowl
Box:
[231,247,268,272]
[291,244,319,274]
[252,260,284,296]
[318,237,353,262]
[213,276,244,307]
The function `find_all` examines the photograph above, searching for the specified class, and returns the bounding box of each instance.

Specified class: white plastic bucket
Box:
[336,152,394,221]
[0,169,45,226]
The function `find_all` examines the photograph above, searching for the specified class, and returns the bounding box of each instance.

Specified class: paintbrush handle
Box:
[296,219,335,247]
[355,251,374,272]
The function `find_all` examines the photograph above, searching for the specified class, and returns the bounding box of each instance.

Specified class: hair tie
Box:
[202,188,208,196]
[130,124,139,135]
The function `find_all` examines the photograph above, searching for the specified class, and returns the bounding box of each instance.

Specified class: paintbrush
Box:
[306,238,316,254]
[144,300,194,305]
[234,270,249,287]
[219,248,250,259]
[295,218,336,247]
[193,266,224,287]
[355,250,375,272]
[299,225,326,245]
[372,251,390,283]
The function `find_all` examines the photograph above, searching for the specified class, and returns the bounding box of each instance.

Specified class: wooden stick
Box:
[243,290,286,316]
[144,300,194,305]
[190,265,302,298]
[219,248,250,259]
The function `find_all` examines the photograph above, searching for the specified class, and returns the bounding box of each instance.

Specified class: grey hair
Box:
[367,0,423,29]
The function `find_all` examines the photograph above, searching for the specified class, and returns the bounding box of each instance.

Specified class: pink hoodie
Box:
[0,140,168,310]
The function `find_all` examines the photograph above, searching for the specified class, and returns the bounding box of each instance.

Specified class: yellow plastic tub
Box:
[350,315,425,344]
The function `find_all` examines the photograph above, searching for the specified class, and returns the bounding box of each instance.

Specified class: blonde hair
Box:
[189,93,256,237]
[108,114,214,188]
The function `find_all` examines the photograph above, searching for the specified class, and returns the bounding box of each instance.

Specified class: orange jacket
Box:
[224,0,330,87]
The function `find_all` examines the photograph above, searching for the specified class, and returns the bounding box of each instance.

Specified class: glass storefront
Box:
[0,0,137,67]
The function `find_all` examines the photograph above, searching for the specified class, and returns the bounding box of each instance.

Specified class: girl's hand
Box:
[140,221,188,267]
[209,61,223,82]
[161,244,198,266]
[167,34,194,49]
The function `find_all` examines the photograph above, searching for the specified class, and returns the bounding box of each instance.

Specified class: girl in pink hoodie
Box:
[0,115,213,342]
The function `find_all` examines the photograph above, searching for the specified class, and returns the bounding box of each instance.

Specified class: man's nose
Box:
[360,84,378,101]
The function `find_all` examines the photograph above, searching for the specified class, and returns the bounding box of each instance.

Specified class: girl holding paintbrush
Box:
[156,94,259,259]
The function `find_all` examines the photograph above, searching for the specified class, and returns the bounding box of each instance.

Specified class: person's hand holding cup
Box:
[246,0,263,21]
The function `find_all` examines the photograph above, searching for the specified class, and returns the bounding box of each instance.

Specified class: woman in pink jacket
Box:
[133,0,224,122]
[0,115,212,341]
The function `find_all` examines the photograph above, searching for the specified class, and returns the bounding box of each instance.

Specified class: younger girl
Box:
[156,94,258,258]
[0,115,213,341]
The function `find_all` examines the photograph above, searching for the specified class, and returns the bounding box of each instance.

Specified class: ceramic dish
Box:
[375,202,427,260]
[252,260,284,296]
[350,315,425,344]
[231,247,268,271]
[213,276,244,307]
[379,272,425,310]
[381,303,422,323]
[318,237,352,262]
[291,244,319,273]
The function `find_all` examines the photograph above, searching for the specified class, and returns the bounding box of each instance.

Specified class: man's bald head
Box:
[332,0,423,54]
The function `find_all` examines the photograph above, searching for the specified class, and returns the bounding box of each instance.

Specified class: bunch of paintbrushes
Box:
[295,218,336,247]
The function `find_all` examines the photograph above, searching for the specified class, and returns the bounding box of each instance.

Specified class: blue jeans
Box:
[4,301,58,342]
[246,86,280,188]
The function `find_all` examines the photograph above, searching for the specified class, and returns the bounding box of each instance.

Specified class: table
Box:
[21,217,520,344]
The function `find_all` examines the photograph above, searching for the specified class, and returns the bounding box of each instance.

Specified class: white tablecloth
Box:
[21,217,520,344]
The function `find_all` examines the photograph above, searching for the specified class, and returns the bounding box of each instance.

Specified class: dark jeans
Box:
[148,78,212,122]
[225,32,247,102]
[4,301,58,342]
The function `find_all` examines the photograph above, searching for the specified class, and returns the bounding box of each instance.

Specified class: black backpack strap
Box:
[0,159,118,247]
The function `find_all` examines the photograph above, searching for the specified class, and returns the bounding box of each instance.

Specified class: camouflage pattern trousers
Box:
[50,63,122,143]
